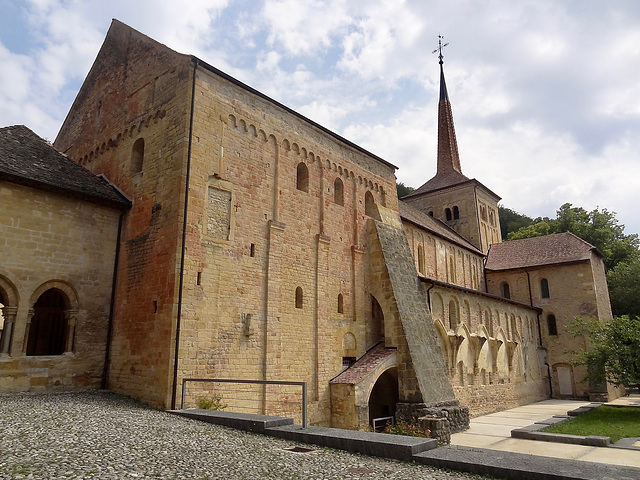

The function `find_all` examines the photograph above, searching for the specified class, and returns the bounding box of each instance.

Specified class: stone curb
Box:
[170,409,640,480]
[414,445,640,480]
[167,409,293,433]
[169,409,437,461]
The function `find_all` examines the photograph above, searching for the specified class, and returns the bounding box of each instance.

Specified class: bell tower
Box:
[401,36,501,253]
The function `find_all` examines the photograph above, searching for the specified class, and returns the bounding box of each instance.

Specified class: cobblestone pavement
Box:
[0,391,485,480]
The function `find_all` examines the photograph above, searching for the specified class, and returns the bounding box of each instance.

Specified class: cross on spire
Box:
[432,35,449,65]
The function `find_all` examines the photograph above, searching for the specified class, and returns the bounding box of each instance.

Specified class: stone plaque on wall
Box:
[207,187,231,240]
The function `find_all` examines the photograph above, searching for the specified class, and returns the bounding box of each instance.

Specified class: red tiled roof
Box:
[412,171,470,195]
[485,232,598,271]
[399,201,482,254]
[0,125,130,209]
[330,343,396,384]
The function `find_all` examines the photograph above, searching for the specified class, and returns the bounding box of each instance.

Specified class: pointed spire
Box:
[409,37,469,196]
[435,36,462,178]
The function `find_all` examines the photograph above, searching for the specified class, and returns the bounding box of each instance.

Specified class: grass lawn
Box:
[544,405,640,442]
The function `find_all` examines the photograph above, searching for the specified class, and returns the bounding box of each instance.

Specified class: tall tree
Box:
[498,205,534,240]
[396,182,415,198]
[570,315,640,391]
[607,259,640,317]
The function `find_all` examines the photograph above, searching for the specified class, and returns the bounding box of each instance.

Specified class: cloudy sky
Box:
[2,0,640,235]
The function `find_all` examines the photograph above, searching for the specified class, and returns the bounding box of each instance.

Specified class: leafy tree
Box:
[570,316,640,391]
[396,182,415,198]
[498,205,534,240]
[507,221,551,240]
[607,259,640,317]
[553,203,639,270]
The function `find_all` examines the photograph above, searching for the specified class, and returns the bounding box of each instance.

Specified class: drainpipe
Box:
[171,57,198,410]
[102,210,125,389]
[425,282,435,311]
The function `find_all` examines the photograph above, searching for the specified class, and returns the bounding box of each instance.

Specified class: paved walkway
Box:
[450,395,640,469]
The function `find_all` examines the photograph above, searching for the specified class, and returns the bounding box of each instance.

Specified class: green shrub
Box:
[198,394,227,410]
[383,420,429,438]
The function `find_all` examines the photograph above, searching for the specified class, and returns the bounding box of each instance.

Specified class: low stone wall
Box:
[396,401,470,445]
[454,380,548,417]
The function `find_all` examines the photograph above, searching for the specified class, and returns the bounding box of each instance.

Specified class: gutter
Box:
[171,58,198,409]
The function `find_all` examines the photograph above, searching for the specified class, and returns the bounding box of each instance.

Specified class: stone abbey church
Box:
[0,20,621,429]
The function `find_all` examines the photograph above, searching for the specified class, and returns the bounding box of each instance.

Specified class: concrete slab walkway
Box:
[450,395,640,469]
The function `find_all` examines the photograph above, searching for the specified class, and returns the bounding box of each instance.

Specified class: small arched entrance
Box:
[368,367,399,427]
[369,295,384,345]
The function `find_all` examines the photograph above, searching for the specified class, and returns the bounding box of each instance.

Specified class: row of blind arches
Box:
[297,162,377,214]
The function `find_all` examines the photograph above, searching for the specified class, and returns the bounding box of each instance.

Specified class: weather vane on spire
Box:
[432,35,449,65]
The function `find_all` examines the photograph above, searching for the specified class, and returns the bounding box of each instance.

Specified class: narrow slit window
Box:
[295,287,303,309]
[334,178,344,206]
[547,314,558,336]
[541,278,550,299]
[296,162,309,192]
[131,138,144,174]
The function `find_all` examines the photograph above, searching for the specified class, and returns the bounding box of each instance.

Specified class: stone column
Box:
[0,306,17,355]
[22,309,34,354]
[64,310,78,353]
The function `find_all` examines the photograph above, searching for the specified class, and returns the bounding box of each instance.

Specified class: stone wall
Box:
[486,258,615,400]
[422,281,548,416]
[54,20,193,408]
[403,221,485,291]
[175,63,398,424]
[0,182,121,392]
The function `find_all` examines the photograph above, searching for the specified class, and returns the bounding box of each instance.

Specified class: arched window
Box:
[428,211,434,217]
[296,162,309,192]
[448,300,458,330]
[449,257,456,283]
[334,178,344,206]
[131,138,144,174]
[500,282,510,299]
[337,293,344,314]
[453,206,459,219]
[295,287,304,309]
[540,278,550,299]
[547,314,557,336]
[417,244,425,274]
[365,191,376,217]
[26,288,68,356]
[485,309,493,336]
[445,208,452,221]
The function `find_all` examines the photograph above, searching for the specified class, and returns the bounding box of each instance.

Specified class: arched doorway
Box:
[26,288,69,356]
[369,295,384,346]
[368,367,399,427]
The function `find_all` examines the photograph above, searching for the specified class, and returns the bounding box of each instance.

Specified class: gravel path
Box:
[0,391,485,480]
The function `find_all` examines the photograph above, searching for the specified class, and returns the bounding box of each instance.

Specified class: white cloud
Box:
[1,0,639,235]
[261,0,350,55]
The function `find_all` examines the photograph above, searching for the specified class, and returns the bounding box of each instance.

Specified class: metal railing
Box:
[180,378,308,428]
[373,416,394,431]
